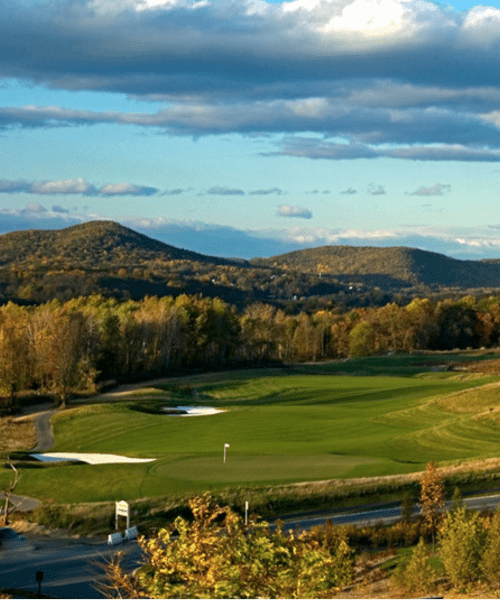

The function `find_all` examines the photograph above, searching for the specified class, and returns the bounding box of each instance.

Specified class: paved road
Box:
[0,408,54,516]
[32,410,57,452]
[2,493,500,598]
[0,493,41,513]
[278,493,500,531]
[0,528,142,599]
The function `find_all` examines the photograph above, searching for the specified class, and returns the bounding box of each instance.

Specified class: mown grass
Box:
[3,354,500,504]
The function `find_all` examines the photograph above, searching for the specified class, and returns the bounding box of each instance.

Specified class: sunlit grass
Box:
[4,355,500,503]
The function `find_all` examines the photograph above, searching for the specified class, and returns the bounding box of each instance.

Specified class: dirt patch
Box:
[0,417,36,454]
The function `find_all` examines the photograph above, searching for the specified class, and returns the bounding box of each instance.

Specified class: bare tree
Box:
[1,459,21,526]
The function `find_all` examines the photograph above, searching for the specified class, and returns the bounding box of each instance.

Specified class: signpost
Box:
[115,500,130,530]
[35,570,43,599]
[223,443,230,463]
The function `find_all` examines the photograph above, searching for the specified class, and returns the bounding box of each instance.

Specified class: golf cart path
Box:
[0,492,41,512]
[32,409,58,452]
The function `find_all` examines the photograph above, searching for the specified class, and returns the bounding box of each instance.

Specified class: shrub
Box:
[391,537,435,596]
[102,494,355,599]
[481,507,500,589]
[439,506,486,588]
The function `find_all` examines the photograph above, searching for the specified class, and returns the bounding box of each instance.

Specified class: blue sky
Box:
[3,0,500,259]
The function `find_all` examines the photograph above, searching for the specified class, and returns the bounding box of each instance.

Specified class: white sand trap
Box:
[30,452,156,465]
[163,405,225,416]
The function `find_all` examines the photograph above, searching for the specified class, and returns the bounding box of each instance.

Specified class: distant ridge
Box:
[0,220,240,268]
[2,221,500,306]
[254,245,500,288]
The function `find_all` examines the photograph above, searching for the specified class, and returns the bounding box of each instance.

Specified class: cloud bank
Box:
[2,1,500,160]
[0,178,159,197]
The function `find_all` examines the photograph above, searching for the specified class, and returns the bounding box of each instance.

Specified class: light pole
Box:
[223,443,230,463]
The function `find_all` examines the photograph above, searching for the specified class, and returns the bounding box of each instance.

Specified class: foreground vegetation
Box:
[100,490,500,599]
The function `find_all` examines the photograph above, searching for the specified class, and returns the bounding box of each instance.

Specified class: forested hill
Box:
[0,220,238,268]
[253,245,500,288]
[3,220,500,307]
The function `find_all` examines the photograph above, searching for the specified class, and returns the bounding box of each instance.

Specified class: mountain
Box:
[2,221,500,307]
[0,220,238,269]
[253,245,500,289]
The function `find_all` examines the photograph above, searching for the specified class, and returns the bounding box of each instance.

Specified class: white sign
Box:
[115,500,130,529]
[116,500,129,517]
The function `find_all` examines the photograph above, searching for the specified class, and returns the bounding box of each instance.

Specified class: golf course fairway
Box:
[6,355,500,503]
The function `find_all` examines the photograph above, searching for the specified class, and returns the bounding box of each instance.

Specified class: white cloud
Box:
[0,180,30,193]
[249,188,283,195]
[320,0,414,37]
[277,204,313,219]
[99,183,158,196]
[30,178,96,195]
[25,202,47,213]
[462,6,500,47]
[206,187,245,195]
[268,137,500,162]
[407,183,451,196]
[367,184,386,195]
[0,178,160,197]
[52,205,70,213]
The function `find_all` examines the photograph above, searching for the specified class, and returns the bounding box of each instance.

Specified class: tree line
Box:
[2,292,500,407]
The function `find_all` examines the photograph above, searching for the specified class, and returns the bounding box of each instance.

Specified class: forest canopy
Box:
[1,292,500,410]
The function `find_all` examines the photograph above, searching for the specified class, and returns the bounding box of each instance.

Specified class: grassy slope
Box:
[6,354,500,503]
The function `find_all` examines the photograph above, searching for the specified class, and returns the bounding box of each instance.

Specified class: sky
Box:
[4,0,500,259]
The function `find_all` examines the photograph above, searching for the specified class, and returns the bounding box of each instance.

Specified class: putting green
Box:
[152,454,385,483]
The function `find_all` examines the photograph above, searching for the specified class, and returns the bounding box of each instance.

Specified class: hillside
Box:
[0,221,342,305]
[253,245,500,288]
[2,221,500,307]
[0,220,235,269]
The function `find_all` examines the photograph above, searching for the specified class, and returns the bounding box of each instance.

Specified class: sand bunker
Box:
[30,452,156,465]
[163,405,225,416]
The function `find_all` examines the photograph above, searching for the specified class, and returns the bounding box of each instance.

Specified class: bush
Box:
[103,494,355,599]
[439,506,486,588]
[481,506,500,589]
[391,537,435,596]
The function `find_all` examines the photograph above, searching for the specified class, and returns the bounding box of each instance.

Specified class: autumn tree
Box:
[239,303,276,362]
[439,506,485,587]
[0,303,31,410]
[405,297,438,349]
[481,506,500,589]
[400,490,415,524]
[391,537,435,596]
[349,319,376,357]
[29,302,97,406]
[102,494,354,599]
[419,461,445,548]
